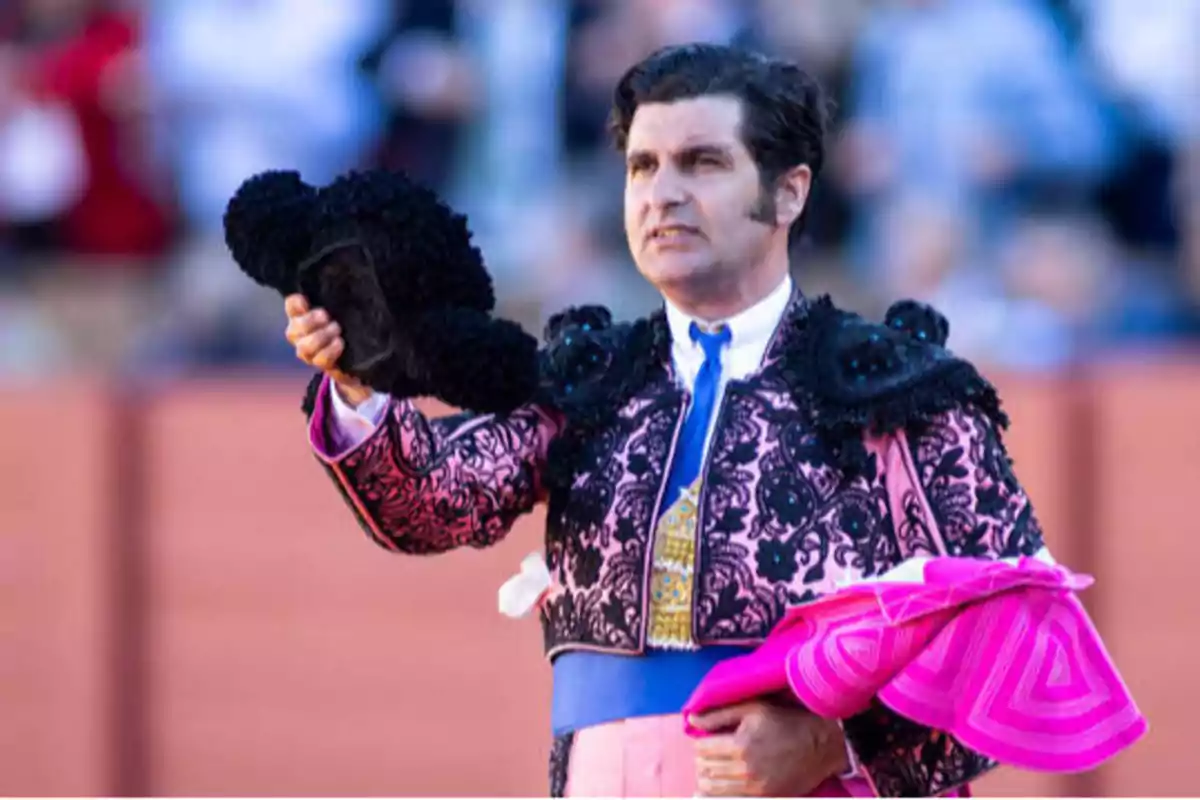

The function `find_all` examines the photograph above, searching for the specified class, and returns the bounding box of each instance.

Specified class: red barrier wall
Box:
[140,383,550,796]
[0,383,116,796]
[1090,361,1200,796]
[1,368,1196,796]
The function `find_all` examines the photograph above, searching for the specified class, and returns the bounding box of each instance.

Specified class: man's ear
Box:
[774,164,813,228]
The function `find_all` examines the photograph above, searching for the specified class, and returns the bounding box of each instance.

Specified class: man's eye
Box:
[682,154,723,172]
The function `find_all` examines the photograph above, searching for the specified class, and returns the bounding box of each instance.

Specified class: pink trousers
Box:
[564,714,874,797]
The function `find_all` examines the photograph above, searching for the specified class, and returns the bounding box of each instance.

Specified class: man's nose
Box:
[647,168,688,208]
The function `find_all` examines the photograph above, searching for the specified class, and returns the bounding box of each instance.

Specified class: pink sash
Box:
[683,557,1147,773]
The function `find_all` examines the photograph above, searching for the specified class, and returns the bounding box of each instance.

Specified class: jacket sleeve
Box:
[305,374,564,555]
[843,405,1047,797]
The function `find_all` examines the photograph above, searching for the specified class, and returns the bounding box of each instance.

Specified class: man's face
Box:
[623,95,776,294]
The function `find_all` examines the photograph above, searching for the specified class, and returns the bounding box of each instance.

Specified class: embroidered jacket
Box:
[303,293,1046,797]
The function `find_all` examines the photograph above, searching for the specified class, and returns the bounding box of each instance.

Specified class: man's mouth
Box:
[648,225,700,242]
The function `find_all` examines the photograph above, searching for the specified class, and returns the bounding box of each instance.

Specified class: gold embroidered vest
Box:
[646,478,702,649]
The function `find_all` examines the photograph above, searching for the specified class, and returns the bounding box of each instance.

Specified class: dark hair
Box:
[608,43,832,190]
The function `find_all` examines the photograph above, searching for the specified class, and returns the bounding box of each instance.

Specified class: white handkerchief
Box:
[498,552,552,618]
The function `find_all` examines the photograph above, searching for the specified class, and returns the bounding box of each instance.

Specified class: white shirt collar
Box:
[664,274,794,357]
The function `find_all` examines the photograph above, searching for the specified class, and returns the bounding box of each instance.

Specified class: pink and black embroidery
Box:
[316,389,560,556]
[306,294,1043,797]
[542,382,683,652]
[905,408,1045,559]
[844,700,998,796]
[692,382,897,641]
[308,294,1033,641]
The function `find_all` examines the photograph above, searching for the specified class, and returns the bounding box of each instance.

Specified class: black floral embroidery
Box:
[541,385,683,653]
[571,544,604,588]
[693,384,895,641]
[755,538,799,583]
[316,395,556,556]
[758,469,818,527]
[894,487,942,558]
[839,505,872,543]
[844,701,998,797]
[906,408,1046,559]
[549,733,574,798]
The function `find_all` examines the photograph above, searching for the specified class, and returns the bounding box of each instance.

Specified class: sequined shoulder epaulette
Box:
[780,295,1007,475]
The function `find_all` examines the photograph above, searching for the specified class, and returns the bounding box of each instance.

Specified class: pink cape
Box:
[683,557,1147,773]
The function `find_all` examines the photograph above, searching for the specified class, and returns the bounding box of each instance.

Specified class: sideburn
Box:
[748,179,777,225]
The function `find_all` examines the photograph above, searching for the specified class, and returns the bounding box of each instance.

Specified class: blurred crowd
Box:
[0,0,1196,379]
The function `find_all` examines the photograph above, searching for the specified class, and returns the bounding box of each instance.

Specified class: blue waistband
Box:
[550,647,751,736]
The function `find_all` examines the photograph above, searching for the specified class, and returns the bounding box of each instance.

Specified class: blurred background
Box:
[0,0,1197,795]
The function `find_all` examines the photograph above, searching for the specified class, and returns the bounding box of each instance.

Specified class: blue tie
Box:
[658,322,731,514]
